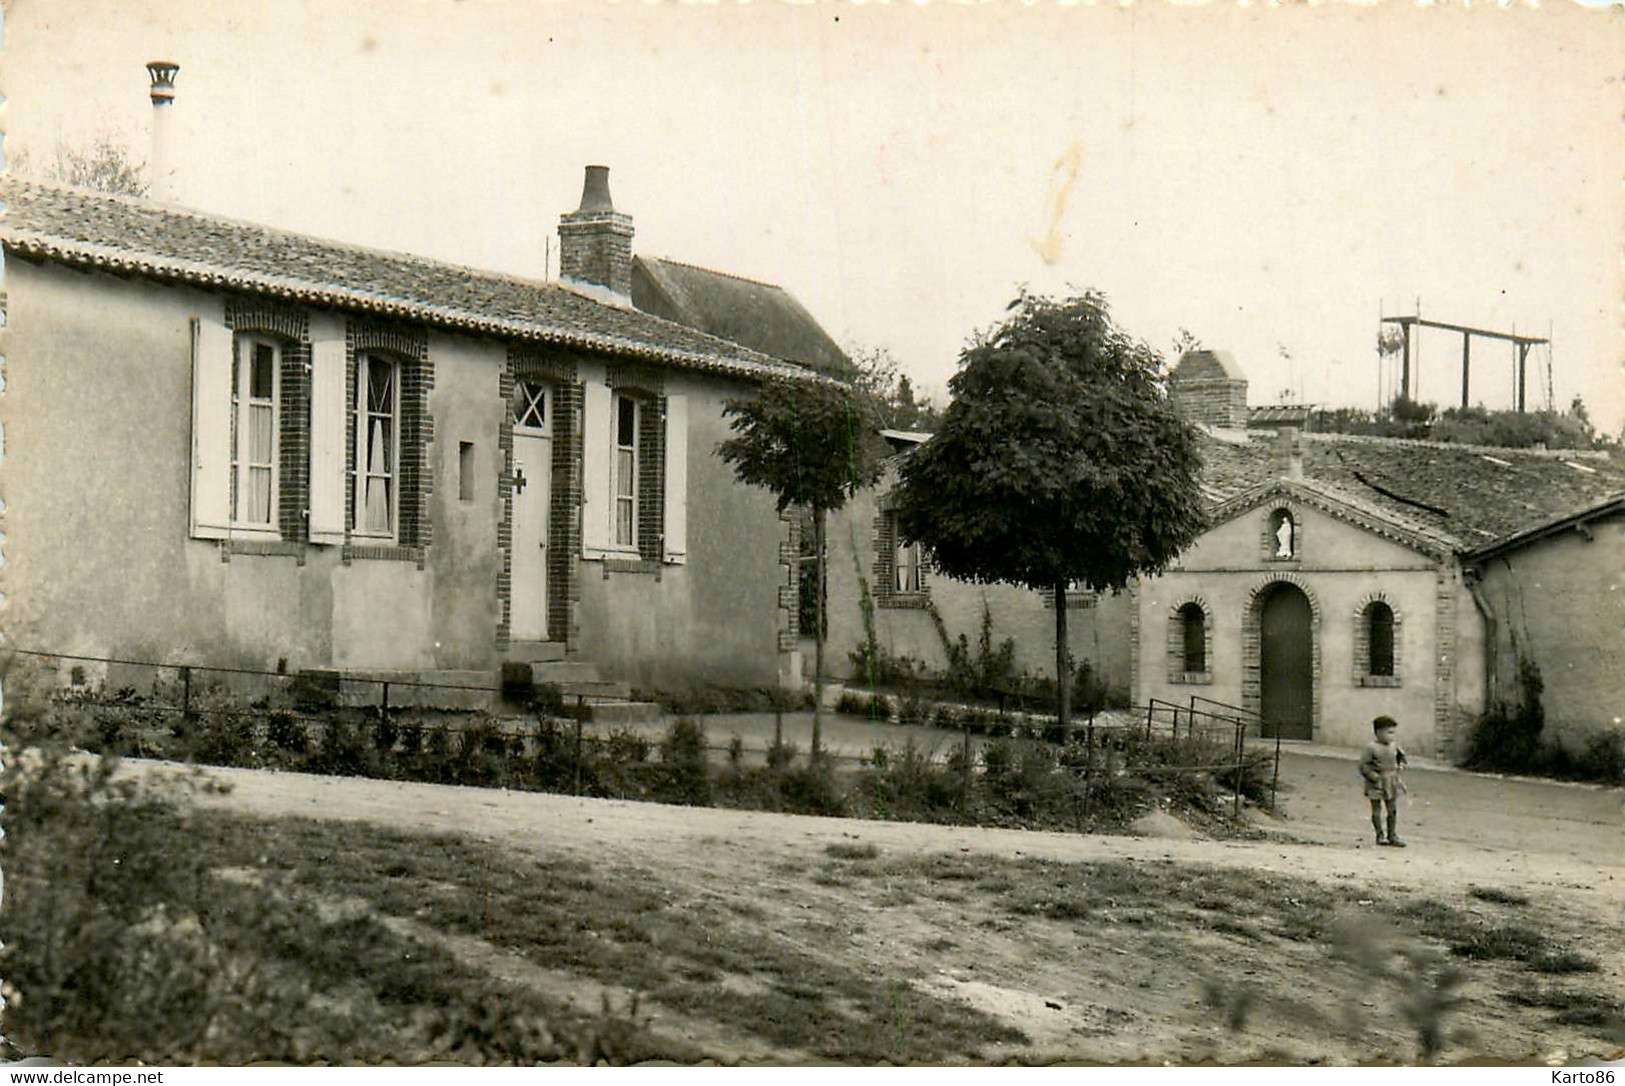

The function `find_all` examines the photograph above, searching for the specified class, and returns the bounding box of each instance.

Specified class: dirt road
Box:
[164,731,1624,901]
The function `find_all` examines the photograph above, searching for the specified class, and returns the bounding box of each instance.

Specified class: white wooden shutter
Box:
[662,394,688,563]
[308,340,348,545]
[581,379,613,554]
[189,317,233,539]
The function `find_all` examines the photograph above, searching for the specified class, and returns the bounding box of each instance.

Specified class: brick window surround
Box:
[1167,597,1214,684]
[874,504,929,609]
[606,365,666,565]
[1353,592,1404,688]
[223,297,310,543]
[344,321,433,553]
[1043,583,1099,610]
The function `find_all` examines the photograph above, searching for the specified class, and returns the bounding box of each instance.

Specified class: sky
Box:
[3,0,1621,432]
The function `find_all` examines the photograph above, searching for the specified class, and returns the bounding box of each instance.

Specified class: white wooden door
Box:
[511,382,552,641]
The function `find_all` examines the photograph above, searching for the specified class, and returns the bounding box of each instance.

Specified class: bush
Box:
[0,752,306,1061]
[190,711,258,767]
[266,710,307,755]
[981,741,1061,821]
[767,736,799,771]
[604,727,652,765]
[1575,730,1625,783]
[1464,659,1545,773]
[657,719,711,806]
[835,690,872,717]
[532,681,567,719]
[374,712,401,754]
[867,740,959,818]
[454,719,517,788]
[306,718,371,777]
[1072,660,1108,719]
[778,761,848,817]
[397,717,424,756]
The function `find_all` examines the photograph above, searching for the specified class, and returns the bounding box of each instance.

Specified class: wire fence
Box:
[4,646,1285,816]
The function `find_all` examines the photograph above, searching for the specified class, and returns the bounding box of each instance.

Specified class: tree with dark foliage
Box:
[895,291,1207,729]
[718,378,888,757]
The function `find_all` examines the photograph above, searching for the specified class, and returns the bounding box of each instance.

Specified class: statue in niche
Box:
[1275,512,1295,558]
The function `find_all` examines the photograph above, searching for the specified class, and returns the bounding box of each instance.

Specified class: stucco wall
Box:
[0,262,512,675]
[1135,498,1467,757]
[1472,511,1625,751]
[570,363,788,690]
[824,463,1133,699]
[4,260,796,688]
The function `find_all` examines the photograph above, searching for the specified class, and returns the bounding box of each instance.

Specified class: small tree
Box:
[718,378,887,757]
[895,291,1207,730]
[848,344,942,433]
[11,136,149,197]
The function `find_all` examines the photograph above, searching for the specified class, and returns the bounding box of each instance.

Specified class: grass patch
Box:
[824,841,880,861]
[1503,987,1623,1027]
[1530,951,1602,976]
[184,811,1026,1063]
[1468,885,1531,907]
[1393,897,1601,977]
[0,752,665,1065]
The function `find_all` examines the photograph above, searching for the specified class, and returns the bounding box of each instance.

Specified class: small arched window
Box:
[1366,601,1395,677]
[1179,602,1207,674]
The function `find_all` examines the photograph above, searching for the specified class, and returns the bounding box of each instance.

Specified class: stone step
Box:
[582,700,664,725]
[557,678,632,702]
[528,661,602,686]
[507,641,566,664]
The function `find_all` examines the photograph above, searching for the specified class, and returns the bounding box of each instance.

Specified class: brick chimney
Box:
[1168,349,1249,430]
[1275,427,1305,480]
[146,61,180,203]
[558,166,634,300]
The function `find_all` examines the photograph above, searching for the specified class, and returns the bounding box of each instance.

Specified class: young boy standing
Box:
[1360,715,1408,847]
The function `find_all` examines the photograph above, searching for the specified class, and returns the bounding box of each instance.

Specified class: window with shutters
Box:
[580,379,685,565]
[613,393,639,550]
[354,353,401,539]
[231,335,281,533]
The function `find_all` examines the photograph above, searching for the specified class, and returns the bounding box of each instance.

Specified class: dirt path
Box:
[168,759,1623,903]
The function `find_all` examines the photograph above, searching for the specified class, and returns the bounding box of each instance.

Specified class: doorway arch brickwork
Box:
[1243,572,1322,738]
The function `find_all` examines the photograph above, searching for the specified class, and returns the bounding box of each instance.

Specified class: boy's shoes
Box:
[1375,836,1388,846]
[1384,838,1407,848]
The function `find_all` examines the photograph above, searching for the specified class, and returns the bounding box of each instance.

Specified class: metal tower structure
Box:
[1378,315,1550,412]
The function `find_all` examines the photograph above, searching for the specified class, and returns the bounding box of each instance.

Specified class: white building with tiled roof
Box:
[0,167,825,705]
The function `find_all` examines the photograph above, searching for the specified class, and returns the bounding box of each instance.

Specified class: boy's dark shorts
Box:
[1365,776,1399,803]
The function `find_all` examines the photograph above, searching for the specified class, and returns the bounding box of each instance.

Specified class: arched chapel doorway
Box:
[1258,582,1313,739]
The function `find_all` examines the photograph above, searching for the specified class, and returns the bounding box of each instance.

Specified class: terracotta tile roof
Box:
[1200,429,1625,552]
[631,256,854,379]
[0,179,814,382]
